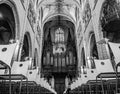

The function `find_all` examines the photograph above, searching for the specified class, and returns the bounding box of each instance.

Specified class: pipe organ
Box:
[42,27,77,73]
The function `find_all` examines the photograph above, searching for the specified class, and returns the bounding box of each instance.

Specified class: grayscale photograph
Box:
[0,0,119,94]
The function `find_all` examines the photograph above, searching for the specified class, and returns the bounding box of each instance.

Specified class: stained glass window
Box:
[55,28,64,43]
[53,28,66,54]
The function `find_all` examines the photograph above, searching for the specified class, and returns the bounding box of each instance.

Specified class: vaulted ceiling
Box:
[37,0,81,23]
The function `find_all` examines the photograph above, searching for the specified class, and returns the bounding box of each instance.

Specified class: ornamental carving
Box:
[101,0,120,28]
[82,2,91,28]
[27,0,36,31]
[20,0,27,10]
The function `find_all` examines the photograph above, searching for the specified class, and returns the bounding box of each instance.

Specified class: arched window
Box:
[89,33,99,59]
[0,4,15,44]
[53,27,66,54]
[20,32,32,61]
[55,28,64,43]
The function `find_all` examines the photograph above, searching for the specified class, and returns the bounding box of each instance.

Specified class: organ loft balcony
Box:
[41,15,78,76]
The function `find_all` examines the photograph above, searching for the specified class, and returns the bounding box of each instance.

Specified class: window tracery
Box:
[53,27,66,54]
[55,28,64,43]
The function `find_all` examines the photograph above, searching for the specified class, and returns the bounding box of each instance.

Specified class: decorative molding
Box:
[82,2,91,29]
[101,0,120,28]
[27,0,36,32]
[20,0,27,10]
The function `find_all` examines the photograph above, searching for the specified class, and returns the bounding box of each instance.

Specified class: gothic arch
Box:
[99,0,120,43]
[0,0,20,39]
[20,32,32,61]
[42,14,76,29]
[89,32,99,59]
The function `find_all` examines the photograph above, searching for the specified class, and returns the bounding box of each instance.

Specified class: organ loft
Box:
[0,0,120,94]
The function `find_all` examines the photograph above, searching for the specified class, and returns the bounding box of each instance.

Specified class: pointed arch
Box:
[20,32,32,61]
[0,2,20,44]
[89,32,99,59]
[0,0,20,39]
[100,0,120,43]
